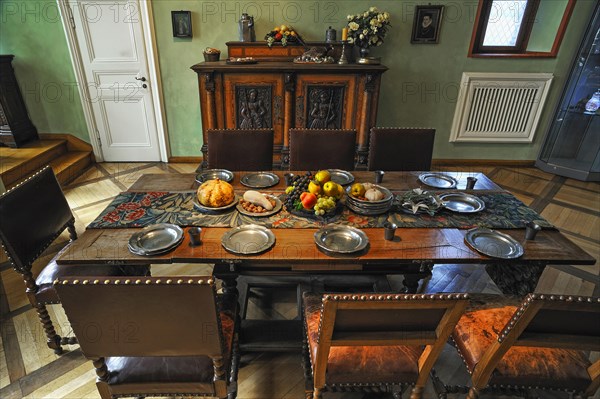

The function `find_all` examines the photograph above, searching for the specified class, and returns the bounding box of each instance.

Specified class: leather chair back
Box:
[55,276,225,358]
[289,129,356,171]
[207,129,274,171]
[0,167,73,273]
[367,127,436,171]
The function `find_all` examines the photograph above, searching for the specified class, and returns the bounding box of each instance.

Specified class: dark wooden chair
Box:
[302,292,470,399]
[452,294,600,399]
[0,167,148,354]
[367,127,436,171]
[54,276,239,399]
[289,129,357,171]
[207,128,274,170]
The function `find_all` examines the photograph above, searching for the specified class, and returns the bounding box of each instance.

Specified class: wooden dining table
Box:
[57,170,595,350]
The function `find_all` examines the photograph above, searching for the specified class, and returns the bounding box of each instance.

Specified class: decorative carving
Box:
[204,72,215,92]
[306,87,343,129]
[235,86,272,129]
[273,95,283,123]
[365,73,376,92]
[284,73,295,92]
[280,147,290,169]
[296,96,305,126]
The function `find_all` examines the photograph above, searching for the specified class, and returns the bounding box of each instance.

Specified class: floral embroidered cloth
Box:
[87,191,554,230]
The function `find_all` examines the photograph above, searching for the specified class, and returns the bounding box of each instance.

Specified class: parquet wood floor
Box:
[0,163,598,399]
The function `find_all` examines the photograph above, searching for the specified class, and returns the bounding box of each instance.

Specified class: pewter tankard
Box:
[239,13,255,42]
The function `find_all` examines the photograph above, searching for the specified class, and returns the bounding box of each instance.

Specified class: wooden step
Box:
[49,151,93,186]
[0,140,68,188]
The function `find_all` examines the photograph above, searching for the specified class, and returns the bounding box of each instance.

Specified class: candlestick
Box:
[338,40,348,64]
[341,27,348,41]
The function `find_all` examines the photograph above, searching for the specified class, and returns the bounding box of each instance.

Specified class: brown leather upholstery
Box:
[367,127,435,171]
[303,293,422,384]
[453,305,592,391]
[289,129,356,171]
[54,276,238,399]
[207,129,274,170]
[0,167,148,354]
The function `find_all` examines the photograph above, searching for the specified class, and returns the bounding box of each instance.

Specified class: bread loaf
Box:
[197,179,235,207]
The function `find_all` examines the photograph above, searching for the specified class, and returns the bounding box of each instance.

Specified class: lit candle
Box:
[341,27,348,41]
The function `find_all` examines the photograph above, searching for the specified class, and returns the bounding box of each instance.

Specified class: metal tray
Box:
[241,172,280,188]
[128,224,184,255]
[221,224,276,255]
[439,193,486,213]
[314,225,369,254]
[464,228,524,259]
[236,194,282,217]
[328,169,355,186]
[195,169,234,184]
[193,195,239,213]
[418,173,458,189]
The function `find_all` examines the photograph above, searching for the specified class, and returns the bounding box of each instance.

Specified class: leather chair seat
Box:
[303,293,422,384]
[105,306,235,395]
[35,244,149,304]
[453,306,592,391]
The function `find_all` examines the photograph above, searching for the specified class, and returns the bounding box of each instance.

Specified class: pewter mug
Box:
[239,13,255,42]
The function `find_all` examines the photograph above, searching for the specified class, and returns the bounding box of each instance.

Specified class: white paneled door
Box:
[67,0,161,161]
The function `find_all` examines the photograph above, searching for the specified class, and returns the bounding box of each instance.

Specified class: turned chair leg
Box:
[410,386,424,399]
[313,388,323,399]
[467,387,480,399]
[35,304,63,354]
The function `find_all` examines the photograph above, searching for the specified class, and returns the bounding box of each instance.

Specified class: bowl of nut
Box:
[237,190,282,217]
[203,47,221,62]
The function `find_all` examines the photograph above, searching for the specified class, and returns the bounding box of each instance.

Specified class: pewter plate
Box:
[328,169,355,186]
[439,193,486,214]
[464,228,524,259]
[236,194,282,217]
[345,185,394,205]
[241,172,280,188]
[221,224,276,255]
[314,225,369,254]
[128,224,184,255]
[195,169,234,184]
[418,173,458,189]
[193,195,239,213]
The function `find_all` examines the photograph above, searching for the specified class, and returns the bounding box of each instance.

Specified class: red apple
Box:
[300,192,317,209]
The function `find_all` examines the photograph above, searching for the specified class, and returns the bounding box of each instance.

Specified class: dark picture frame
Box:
[411,5,444,44]
[172,11,192,38]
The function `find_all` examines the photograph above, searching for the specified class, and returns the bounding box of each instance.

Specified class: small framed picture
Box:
[172,11,192,38]
[411,5,444,44]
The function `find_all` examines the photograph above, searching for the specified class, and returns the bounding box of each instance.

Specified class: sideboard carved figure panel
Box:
[235,86,272,129]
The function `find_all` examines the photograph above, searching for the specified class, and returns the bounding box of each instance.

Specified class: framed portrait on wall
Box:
[172,11,192,38]
[411,5,444,44]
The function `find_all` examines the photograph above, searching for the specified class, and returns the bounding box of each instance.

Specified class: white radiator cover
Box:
[450,72,553,143]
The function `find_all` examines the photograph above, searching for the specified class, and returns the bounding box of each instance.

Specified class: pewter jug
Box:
[238,13,255,42]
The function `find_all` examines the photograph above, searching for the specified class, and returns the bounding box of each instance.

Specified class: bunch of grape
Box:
[284,172,313,210]
[314,196,336,216]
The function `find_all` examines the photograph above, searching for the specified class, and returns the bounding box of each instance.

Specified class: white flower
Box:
[347,15,353,21]
[359,33,364,40]
[363,11,369,17]
[414,188,424,195]
[383,12,390,21]
[370,36,378,44]
[348,22,359,31]
[347,37,354,44]
[372,27,378,33]
[369,6,378,12]
[363,29,369,35]
[377,14,384,22]
[376,41,382,46]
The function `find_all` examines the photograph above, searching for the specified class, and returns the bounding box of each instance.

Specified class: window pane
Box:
[483,0,528,46]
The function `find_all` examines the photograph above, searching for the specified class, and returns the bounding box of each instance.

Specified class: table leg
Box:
[402,262,433,294]
[213,262,239,302]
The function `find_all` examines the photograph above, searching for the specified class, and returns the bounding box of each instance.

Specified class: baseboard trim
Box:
[38,133,93,154]
[169,156,203,163]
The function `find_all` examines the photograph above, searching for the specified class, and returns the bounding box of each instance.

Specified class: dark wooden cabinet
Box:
[191,59,387,169]
[0,55,38,147]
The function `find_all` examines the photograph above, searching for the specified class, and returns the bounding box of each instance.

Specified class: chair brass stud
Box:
[166,279,172,284]
[155,279,161,284]
[378,295,384,300]
[538,294,544,300]
[360,295,367,300]
[114,280,121,285]
[188,279,194,284]
[559,295,564,300]
[83,280,89,285]
[550,295,555,300]
[387,295,393,300]
[124,279,131,284]
[197,279,203,284]
[145,279,152,284]
[207,279,213,285]
[93,279,100,284]
[62,280,69,285]
[352,295,359,300]
[104,280,110,284]
[135,279,142,284]
[53,279,60,285]
[334,295,340,300]
[177,279,184,284]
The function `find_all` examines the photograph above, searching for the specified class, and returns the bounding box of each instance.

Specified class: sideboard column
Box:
[281,72,295,169]
[201,72,217,169]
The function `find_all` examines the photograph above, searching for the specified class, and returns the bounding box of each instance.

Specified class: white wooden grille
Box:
[450,72,553,143]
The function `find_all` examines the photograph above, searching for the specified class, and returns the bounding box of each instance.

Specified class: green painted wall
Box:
[152,0,595,159]
[0,0,90,141]
[528,0,568,52]
[0,0,595,160]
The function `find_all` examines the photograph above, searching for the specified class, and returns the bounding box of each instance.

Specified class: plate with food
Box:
[193,178,238,212]
[226,57,258,64]
[345,183,394,215]
[237,190,282,217]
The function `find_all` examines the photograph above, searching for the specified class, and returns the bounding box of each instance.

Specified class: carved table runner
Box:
[87,191,554,230]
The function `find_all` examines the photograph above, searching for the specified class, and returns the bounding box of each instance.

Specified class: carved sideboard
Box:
[191,61,387,169]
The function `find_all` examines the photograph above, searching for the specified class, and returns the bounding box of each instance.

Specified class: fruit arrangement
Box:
[265,25,304,47]
[349,183,385,201]
[284,170,343,216]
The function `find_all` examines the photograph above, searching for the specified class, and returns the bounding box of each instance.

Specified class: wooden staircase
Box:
[0,136,94,190]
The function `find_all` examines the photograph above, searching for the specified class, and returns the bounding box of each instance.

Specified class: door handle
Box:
[135,76,147,82]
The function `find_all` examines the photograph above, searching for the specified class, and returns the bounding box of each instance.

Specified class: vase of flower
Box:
[346,7,391,64]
